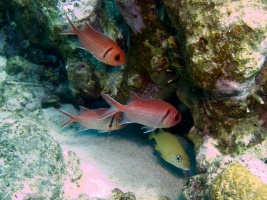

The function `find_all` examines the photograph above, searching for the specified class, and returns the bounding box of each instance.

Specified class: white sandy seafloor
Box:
[43,104,192,200]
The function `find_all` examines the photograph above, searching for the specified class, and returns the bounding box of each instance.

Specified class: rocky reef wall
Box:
[1,0,267,199]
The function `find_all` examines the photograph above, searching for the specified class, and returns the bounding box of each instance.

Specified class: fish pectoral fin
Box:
[141,126,157,134]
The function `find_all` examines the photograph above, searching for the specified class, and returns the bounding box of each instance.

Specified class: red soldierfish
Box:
[56,106,125,132]
[60,16,126,66]
[101,91,182,133]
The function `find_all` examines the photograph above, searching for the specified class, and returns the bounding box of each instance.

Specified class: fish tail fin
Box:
[125,91,140,104]
[60,15,79,35]
[101,93,123,119]
[56,108,77,128]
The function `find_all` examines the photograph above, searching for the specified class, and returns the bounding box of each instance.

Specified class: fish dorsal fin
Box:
[148,132,155,140]
[79,106,90,113]
[83,22,95,35]
[157,128,164,135]
[127,91,140,104]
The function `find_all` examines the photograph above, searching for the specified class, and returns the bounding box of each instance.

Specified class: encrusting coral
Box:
[210,162,267,200]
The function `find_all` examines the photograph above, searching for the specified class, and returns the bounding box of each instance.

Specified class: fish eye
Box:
[114,54,121,62]
[174,113,180,121]
[176,155,182,162]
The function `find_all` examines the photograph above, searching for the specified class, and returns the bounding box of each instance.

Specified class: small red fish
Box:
[56,106,125,132]
[61,16,126,66]
[101,91,182,133]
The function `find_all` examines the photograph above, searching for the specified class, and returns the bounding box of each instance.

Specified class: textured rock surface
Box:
[66,58,102,102]
[182,154,267,200]
[211,162,267,200]
[2,0,267,199]
[0,117,65,199]
[1,55,60,114]
[111,188,137,200]
[116,0,182,99]
[164,0,267,95]
[164,0,267,158]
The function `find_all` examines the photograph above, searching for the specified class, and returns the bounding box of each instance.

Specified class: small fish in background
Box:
[101,91,182,133]
[56,106,125,132]
[149,129,190,170]
[60,15,126,66]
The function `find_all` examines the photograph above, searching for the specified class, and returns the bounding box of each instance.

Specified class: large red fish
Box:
[56,106,125,132]
[101,91,182,133]
[61,16,126,66]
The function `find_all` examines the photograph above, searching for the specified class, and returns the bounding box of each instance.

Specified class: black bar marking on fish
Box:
[161,109,171,123]
[103,47,114,58]
[108,114,116,132]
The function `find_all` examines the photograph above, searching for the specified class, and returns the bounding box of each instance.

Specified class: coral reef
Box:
[2,0,267,199]
[116,0,183,99]
[164,0,267,159]
[66,58,102,103]
[164,0,267,94]
[1,55,60,114]
[211,162,267,200]
[183,154,267,199]
[0,117,65,199]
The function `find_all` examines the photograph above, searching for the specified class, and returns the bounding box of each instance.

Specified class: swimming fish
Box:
[101,91,182,133]
[56,106,125,132]
[61,16,126,66]
[149,129,190,170]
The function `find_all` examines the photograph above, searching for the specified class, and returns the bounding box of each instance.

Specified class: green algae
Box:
[11,0,59,49]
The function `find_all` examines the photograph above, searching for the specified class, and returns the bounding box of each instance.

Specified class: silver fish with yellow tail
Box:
[149,129,190,170]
